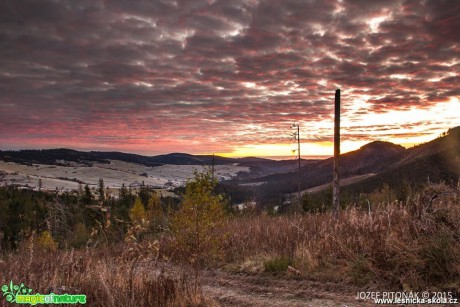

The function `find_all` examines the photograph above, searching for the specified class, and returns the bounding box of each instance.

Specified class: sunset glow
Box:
[0,0,459,157]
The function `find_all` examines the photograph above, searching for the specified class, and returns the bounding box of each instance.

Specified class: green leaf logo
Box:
[1,281,33,303]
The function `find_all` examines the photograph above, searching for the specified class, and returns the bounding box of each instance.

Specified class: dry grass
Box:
[0,239,214,307]
[220,183,460,292]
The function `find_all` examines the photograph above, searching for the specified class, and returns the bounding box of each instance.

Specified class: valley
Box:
[0,160,249,192]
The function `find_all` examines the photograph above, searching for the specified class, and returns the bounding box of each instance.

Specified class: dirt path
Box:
[147,261,372,306]
[289,173,376,196]
[200,270,371,307]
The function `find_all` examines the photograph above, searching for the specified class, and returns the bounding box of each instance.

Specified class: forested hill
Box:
[344,126,460,195]
[0,149,234,166]
[250,126,459,196]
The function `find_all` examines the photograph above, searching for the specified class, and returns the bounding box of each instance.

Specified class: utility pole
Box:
[291,123,301,208]
[211,153,215,181]
[333,89,341,218]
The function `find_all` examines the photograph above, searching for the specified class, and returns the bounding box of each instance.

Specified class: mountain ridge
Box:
[0,140,408,167]
[1,127,458,197]
[242,127,459,200]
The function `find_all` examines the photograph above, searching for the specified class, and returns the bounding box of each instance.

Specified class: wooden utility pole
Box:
[333,89,340,218]
[211,153,215,181]
[296,124,301,205]
[292,123,301,209]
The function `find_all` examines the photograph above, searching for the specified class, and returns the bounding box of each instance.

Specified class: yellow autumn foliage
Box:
[129,197,146,223]
[36,230,57,251]
[170,170,227,267]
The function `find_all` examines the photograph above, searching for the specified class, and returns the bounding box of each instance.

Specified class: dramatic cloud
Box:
[0,0,458,156]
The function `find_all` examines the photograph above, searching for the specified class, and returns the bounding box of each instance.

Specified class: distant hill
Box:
[250,127,459,198]
[0,149,318,177]
[344,126,460,195]
[235,158,319,179]
[0,148,109,166]
[252,140,407,193]
[397,126,460,167]
[3,149,153,165]
[340,141,406,175]
[0,149,235,166]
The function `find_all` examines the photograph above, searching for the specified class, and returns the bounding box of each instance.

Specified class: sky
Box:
[0,0,459,158]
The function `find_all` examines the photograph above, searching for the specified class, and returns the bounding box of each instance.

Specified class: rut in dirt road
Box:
[200,270,372,307]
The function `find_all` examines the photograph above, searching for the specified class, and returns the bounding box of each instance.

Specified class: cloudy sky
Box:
[0,0,458,157]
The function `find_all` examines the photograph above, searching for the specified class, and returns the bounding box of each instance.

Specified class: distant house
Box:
[234,201,256,211]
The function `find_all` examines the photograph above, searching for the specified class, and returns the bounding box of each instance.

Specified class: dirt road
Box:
[200,270,371,306]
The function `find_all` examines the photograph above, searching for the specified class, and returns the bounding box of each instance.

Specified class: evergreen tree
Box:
[147,192,164,233]
[119,183,128,202]
[82,184,93,205]
[138,181,150,206]
[98,178,105,202]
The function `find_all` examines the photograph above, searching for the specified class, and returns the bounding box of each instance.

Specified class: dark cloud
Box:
[0,0,458,155]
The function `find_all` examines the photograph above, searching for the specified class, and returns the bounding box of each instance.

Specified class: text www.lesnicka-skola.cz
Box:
[356,291,458,305]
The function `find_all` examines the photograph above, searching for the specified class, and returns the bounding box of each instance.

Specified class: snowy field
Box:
[0,160,249,192]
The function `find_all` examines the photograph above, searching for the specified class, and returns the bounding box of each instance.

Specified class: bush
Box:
[347,255,374,286]
[264,256,290,273]
[36,231,57,251]
[69,223,89,248]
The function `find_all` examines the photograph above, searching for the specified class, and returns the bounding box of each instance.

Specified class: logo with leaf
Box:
[1,281,33,303]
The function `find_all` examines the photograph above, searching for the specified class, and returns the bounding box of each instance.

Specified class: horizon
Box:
[0,131,445,160]
[0,131,448,158]
[1,1,459,156]
[0,145,330,160]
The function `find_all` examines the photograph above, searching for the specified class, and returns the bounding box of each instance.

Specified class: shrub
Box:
[69,223,89,248]
[264,256,290,273]
[36,231,57,252]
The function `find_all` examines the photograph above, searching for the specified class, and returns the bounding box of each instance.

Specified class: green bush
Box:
[264,256,290,273]
[69,222,90,248]
[348,254,374,286]
[419,233,459,287]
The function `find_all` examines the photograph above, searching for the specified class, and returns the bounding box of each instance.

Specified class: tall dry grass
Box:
[220,183,460,292]
[0,238,212,307]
